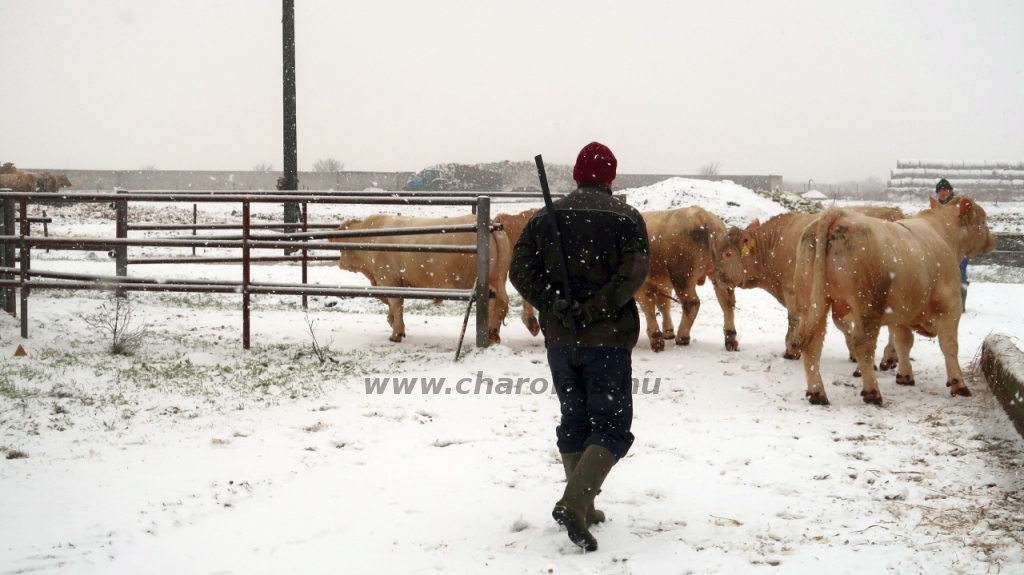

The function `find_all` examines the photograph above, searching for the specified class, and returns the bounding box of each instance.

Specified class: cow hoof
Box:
[433,298,443,305]
[806,391,830,406]
[947,379,971,397]
[895,374,915,386]
[389,334,404,343]
[526,317,540,337]
[489,329,501,344]
[663,329,675,340]
[725,331,739,352]
[650,332,665,352]
[849,356,857,363]
[879,358,898,371]
[676,336,691,346]
[852,369,862,378]
[860,389,883,405]
[783,351,801,360]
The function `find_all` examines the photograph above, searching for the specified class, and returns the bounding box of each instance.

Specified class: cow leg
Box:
[851,318,883,405]
[675,284,700,346]
[782,289,801,360]
[801,314,829,405]
[487,282,509,344]
[522,301,540,336]
[879,332,899,372]
[657,294,675,341]
[713,280,738,351]
[936,315,969,397]
[891,325,915,386]
[830,311,859,368]
[387,298,406,342]
[831,308,864,376]
[636,285,664,352]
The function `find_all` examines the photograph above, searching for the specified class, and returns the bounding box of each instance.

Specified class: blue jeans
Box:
[547,347,634,459]
[960,258,969,284]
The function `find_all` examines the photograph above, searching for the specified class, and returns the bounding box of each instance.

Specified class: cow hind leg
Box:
[783,309,801,360]
[713,280,738,351]
[831,312,860,373]
[879,334,899,372]
[636,286,664,352]
[487,284,509,345]
[891,325,915,386]
[387,298,406,342]
[675,284,700,346]
[851,318,883,405]
[935,315,969,397]
[801,313,830,405]
[657,294,675,341]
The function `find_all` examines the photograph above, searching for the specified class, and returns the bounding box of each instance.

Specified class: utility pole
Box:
[282,0,299,237]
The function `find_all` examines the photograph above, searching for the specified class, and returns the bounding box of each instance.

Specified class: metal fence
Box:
[0,190,510,350]
[972,233,1024,267]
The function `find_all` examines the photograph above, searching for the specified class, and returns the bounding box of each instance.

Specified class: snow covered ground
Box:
[2,184,1023,574]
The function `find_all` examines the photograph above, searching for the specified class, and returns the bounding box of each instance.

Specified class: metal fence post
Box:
[115,190,128,297]
[475,196,490,348]
[301,201,308,309]
[242,200,251,349]
[0,196,11,314]
[19,199,29,338]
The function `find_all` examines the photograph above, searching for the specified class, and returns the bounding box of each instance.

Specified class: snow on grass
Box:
[1,200,1022,574]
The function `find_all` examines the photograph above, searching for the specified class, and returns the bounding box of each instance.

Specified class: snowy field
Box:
[2,182,1023,574]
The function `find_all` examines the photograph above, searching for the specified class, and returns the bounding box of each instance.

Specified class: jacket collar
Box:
[577,182,613,195]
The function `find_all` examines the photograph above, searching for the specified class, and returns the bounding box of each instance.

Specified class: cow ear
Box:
[745,218,761,230]
[929,196,939,209]
[958,198,973,219]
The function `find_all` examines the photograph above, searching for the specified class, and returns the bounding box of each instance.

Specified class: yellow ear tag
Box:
[741,245,751,257]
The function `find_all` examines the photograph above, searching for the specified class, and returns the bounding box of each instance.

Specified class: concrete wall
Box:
[980,334,1024,440]
[27,169,416,192]
[28,169,783,193]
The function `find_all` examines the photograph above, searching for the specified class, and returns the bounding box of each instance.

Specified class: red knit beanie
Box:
[573,142,617,186]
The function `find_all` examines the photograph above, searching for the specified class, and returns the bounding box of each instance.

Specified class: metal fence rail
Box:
[972,233,1024,267]
[0,190,496,350]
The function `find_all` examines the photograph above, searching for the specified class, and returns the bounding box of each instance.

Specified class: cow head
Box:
[711,225,755,287]
[955,196,996,257]
[330,218,366,272]
[57,175,72,187]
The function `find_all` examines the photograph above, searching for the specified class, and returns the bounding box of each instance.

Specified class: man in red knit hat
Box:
[510,142,650,552]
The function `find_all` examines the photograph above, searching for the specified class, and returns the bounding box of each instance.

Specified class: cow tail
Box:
[792,208,842,350]
[490,229,512,286]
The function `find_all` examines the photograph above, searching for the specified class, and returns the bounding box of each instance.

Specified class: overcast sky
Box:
[1,1,1022,181]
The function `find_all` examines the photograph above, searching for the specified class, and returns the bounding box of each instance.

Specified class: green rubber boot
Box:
[561,452,606,525]
[553,445,617,552]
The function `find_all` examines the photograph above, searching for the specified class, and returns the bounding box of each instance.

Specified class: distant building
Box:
[886,160,1024,200]
[802,190,827,200]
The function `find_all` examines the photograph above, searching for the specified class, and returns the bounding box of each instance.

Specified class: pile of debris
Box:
[752,187,823,213]
[403,161,576,193]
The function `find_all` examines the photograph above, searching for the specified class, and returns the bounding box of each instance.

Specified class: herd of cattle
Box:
[0,163,73,194]
[329,194,996,407]
[0,165,994,406]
